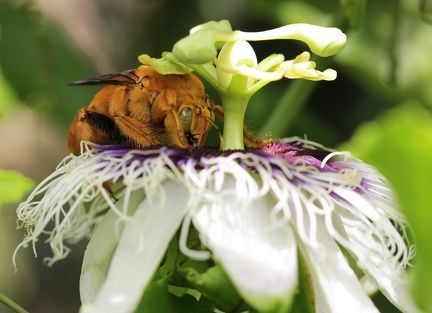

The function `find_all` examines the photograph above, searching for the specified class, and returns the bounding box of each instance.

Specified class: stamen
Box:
[179,213,211,260]
[321,151,348,168]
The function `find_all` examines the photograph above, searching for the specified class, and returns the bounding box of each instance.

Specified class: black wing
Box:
[70,68,140,86]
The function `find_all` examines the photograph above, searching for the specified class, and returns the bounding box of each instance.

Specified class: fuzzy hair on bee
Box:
[67,65,219,155]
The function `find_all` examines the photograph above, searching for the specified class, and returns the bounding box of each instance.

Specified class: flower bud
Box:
[216,40,257,89]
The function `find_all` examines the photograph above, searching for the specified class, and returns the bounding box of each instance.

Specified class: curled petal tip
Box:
[320,68,337,81]
[291,24,347,57]
[319,31,347,57]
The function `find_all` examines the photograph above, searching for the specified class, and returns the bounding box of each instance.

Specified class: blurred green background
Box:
[1,0,431,312]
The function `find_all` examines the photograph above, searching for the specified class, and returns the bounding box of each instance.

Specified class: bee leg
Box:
[205,116,223,150]
[112,115,162,147]
[151,89,190,148]
[212,106,225,149]
[151,89,176,123]
[213,105,224,121]
[213,105,264,149]
[164,111,190,148]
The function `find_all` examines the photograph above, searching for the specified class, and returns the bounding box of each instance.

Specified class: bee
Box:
[67,65,220,155]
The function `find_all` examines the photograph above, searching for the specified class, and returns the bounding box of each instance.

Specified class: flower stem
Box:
[0,292,29,313]
[220,93,249,150]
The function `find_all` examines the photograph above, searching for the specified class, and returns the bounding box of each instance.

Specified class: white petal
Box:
[80,180,189,313]
[297,216,379,313]
[193,176,298,313]
[80,192,146,303]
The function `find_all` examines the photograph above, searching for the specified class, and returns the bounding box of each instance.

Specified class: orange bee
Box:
[68,65,220,155]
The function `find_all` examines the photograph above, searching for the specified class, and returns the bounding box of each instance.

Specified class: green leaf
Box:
[341,101,432,313]
[172,20,233,64]
[134,276,213,313]
[182,265,246,312]
[339,0,368,28]
[138,53,193,75]
[290,252,314,313]
[0,169,34,207]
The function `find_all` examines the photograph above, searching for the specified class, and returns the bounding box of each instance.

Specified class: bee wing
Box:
[81,110,123,140]
[70,68,140,86]
[68,109,125,155]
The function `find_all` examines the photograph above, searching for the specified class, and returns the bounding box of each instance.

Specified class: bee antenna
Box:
[205,117,223,150]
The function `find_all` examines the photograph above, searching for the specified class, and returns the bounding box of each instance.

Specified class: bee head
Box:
[178,95,216,148]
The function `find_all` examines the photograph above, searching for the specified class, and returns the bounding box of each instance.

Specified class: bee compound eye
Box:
[179,106,193,133]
